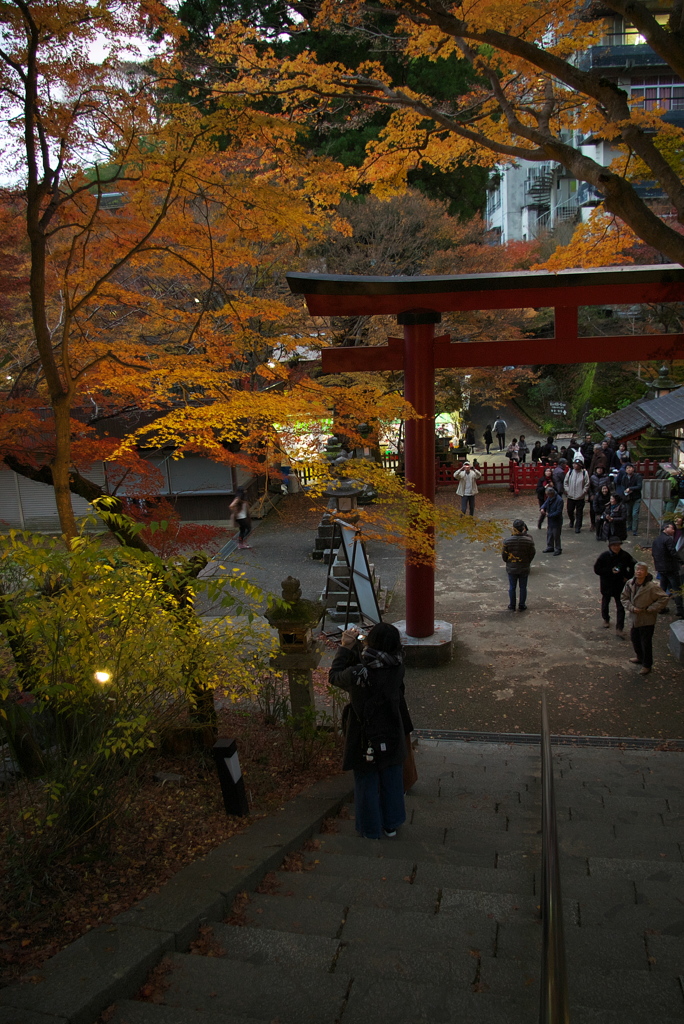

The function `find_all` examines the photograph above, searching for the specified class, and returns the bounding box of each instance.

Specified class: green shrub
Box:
[0,531,276,868]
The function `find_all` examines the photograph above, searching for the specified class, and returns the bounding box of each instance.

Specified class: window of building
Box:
[488,189,501,213]
[602,14,669,46]
[631,75,684,111]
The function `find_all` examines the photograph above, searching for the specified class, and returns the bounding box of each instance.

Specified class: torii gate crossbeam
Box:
[287,265,684,643]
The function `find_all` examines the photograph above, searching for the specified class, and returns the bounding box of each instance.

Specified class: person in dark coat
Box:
[483,425,493,454]
[589,467,612,529]
[588,445,610,477]
[329,623,409,839]
[552,458,568,494]
[502,519,536,611]
[539,486,564,555]
[593,483,613,541]
[540,435,557,462]
[536,466,554,506]
[652,523,684,618]
[530,441,542,465]
[618,464,643,535]
[599,493,627,541]
[593,537,635,635]
[580,433,595,464]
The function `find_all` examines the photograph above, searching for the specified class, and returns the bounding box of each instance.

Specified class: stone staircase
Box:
[321,551,388,626]
[108,740,684,1024]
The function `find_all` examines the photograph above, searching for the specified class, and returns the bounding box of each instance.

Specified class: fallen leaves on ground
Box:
[0,707,343,985]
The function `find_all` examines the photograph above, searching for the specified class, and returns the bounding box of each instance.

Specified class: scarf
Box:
[353,647,403,687]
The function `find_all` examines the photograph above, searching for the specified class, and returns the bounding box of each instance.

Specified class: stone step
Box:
[318,829,540,870]
[108,1002,270,1024]
[254,870,440,913]
[239,892,346,936]
[332,816,539,855]
[99,740,684,1024]
[146,953,350,1024]
[210,924,339,972]
[307,851,536,896]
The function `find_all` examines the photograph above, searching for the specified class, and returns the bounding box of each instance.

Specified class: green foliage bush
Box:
[0,530,276,868]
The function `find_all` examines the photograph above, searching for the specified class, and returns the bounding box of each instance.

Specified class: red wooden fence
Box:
[438,458,661,494]
[297,456,661,493]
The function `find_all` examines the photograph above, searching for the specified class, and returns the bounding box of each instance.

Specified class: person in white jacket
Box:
[493,417,507,451]
[454,462,482,516]
[564,458,590,534]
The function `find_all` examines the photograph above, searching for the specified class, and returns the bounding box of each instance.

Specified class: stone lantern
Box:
[323,479,364,522]
[265,577,324,718]
[646,364,679,399]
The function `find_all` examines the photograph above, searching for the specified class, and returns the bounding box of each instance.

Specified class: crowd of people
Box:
[496,430,684,675]
[529,434,668,547]
[502,516,683,673]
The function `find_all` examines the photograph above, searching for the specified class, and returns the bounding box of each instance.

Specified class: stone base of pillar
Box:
[392,619,453,667]
[668,620,684,662]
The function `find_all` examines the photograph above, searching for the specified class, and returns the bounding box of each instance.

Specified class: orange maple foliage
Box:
[0,0,356,538]
[207,1,684,267]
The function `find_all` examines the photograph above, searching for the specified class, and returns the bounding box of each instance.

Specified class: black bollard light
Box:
[211,737,249,817]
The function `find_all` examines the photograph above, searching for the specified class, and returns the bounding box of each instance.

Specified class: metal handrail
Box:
[540,690,570,1023]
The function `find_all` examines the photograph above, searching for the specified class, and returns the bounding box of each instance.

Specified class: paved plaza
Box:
[203,481,684,741]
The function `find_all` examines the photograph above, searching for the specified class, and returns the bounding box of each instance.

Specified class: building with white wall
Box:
[486,13,681,243]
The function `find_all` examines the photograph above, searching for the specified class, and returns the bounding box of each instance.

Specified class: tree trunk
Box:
[51,397,78,540]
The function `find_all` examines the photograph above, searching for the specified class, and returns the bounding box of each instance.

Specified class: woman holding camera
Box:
[329,623,410,839]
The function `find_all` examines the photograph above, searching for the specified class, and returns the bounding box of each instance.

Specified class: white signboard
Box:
[337,521,382,625]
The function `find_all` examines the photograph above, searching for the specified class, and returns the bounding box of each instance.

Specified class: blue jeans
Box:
[627,500,640,533]
[508,573,528,609]
[353,764,406,839]
[461,494,475,515]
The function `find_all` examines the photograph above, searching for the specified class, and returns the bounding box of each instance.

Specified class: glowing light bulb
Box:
[94,670,111,684]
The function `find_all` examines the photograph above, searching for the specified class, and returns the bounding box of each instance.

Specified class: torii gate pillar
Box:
[399,309,438,639]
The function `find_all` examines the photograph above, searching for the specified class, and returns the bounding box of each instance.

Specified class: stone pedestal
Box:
[668,620,684,662]
[392,619,453,667]
[272,648,322,717]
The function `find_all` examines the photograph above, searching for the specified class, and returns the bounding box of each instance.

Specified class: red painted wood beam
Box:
[288,265,684,316]
[430,333,684,368]
[322,332,683,373]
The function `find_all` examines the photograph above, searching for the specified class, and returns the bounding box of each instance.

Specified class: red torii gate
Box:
[287,264,684,646]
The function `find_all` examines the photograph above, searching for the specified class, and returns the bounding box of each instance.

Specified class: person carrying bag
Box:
[331,623,413,838]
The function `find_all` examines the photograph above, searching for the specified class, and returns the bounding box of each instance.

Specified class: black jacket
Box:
[536,475,554,503]
[502,532,536,575]
[652,531,681,575]
[330,646,410,773]
[599,499,627,541]
[618,469,642,504]
[593,548,636,594]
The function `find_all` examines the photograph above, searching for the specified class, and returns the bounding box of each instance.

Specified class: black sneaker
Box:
[383,828,397,837]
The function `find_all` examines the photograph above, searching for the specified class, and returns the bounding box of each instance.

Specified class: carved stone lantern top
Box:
[265,576,324,654]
